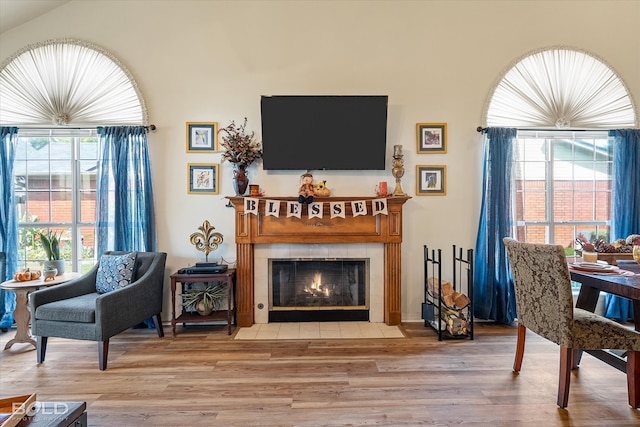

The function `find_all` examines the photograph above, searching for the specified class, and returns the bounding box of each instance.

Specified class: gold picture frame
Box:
[186,122,218,152]
[416,165,446,196]
[416,122,447,154]
[188,163,219,194]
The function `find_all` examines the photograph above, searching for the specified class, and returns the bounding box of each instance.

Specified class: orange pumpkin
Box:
[13,269,41,282]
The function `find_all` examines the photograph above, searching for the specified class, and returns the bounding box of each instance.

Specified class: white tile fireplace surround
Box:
[254,243,385,324]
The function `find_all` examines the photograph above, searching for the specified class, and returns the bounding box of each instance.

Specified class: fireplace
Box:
[228,196,410,327]
[269,258,369,322]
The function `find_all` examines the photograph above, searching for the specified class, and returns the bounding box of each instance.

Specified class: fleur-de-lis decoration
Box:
[189,220,223,262]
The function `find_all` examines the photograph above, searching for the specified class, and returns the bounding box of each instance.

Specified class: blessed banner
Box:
[243,198,389,219]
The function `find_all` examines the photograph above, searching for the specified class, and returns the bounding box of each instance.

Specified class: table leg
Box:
[628,351,640,408]
[4,289,36,350]
[575,285,600,312]
[227,279,232,335]
[171,278,177,337]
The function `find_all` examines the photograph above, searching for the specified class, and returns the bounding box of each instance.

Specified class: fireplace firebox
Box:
[269,258,369,322]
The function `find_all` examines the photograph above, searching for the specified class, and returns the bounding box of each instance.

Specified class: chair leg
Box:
[36,336,48,364]
[627,351,640,408]
[571,349,581,369]
[557,346,572,408]
[98,340,109,371]
[153,313,164,338]
[513,323,526,372]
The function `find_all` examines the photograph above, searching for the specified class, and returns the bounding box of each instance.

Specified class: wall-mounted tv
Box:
[260,95,388,170]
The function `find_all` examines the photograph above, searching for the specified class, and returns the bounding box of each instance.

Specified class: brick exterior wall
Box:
[516,179,611,249]
[20,176,96,249]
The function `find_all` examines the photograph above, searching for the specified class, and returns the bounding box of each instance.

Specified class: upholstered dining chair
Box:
[29,251,167,370]
[503,238,640,408]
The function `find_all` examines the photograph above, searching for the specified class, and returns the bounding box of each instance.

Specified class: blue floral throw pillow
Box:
[95,252,137,294]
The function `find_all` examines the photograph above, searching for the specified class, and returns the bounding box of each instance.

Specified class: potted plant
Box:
[39,230,65,275]
[180,283,227,316]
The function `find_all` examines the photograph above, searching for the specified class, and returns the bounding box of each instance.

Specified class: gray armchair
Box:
[29,251,167,370]
[503,238,640,408]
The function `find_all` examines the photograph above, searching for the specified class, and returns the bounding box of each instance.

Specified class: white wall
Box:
[1,0,638,321]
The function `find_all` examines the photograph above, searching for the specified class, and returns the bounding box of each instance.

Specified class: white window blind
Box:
[0,38,147,127]
[485,47,636,129]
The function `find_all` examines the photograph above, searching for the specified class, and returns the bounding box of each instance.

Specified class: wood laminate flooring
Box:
[1,321,638,426]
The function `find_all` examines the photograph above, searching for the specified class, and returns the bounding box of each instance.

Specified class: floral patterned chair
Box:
[503,238,640,408]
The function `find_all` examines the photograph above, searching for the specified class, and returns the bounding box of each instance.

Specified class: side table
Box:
[0,272,81,350]
[170,269,236,336]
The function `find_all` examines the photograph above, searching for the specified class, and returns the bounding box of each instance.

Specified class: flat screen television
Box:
[260,95,388,170]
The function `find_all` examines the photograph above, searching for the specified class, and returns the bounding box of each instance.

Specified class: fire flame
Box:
[305,272,331,297]
[312,272,321,290]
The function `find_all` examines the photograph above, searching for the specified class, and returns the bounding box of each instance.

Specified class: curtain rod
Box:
[476,126,615,133]
[10,124,157,131]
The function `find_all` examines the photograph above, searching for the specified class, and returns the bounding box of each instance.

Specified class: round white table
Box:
[0,272,81,350]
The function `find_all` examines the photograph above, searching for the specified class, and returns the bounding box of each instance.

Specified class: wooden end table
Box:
[170,269,236,336]
[0,272,81,350]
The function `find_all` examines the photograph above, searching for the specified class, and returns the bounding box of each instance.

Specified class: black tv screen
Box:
[260,95,388,170]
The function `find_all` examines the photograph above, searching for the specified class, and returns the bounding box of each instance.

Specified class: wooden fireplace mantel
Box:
[227,196,410,326]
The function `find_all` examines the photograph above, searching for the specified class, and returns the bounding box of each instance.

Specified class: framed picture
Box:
[186,122,218,152]
[188,163,219,194]
[416,122,447,154]
[416,165,446,196]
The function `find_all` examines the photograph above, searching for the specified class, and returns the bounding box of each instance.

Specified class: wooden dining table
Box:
[570,263,640,408]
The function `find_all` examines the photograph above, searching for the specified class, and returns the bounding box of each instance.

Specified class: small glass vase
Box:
[232,164,249,196]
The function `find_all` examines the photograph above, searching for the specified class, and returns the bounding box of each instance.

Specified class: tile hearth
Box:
[234,322,405,340]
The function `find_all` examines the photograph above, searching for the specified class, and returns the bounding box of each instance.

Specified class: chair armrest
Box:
[29,269,99,311]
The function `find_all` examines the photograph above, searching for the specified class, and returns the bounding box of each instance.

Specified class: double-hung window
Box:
[513,130,612,252]
[14,129,98,273]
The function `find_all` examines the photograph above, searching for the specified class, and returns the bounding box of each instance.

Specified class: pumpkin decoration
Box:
[315,180,330,197]
[13,269,42,282]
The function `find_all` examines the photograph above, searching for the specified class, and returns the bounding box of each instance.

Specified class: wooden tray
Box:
[576,250,634,265]
[594,253,634,265]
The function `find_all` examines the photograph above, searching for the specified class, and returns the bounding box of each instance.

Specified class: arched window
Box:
[0,39,148,273]
[484,46,636,129]
[482,47,637,247]
[0,38,147,127]
[475,47,638,324]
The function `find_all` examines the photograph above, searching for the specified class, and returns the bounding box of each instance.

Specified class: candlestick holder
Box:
[391,144,407,196]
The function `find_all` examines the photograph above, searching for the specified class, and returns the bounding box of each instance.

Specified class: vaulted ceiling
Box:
[0,0,70,34]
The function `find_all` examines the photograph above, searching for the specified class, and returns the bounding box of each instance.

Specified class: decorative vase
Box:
[43,259,65,276]
[232,164,249,196]
[195,300,213,316]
